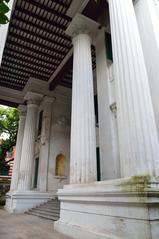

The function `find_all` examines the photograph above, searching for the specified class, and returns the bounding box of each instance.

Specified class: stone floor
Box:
[0,207,72,239]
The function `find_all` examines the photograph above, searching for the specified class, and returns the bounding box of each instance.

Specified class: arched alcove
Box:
[55,154,65,176]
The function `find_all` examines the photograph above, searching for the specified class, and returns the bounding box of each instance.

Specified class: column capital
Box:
[18,105,27,116]
[66,13,99,41]
[24,91,43,105]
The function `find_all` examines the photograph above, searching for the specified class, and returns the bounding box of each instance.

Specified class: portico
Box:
[0,0,159,239]
[55,1,159,238]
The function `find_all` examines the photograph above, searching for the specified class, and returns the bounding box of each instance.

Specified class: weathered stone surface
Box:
[0,208,72,239]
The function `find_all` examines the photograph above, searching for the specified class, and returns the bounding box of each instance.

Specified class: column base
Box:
[55,177,159,239]
[5,190,55,213]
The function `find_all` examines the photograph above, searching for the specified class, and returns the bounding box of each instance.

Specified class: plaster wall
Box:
[47,97,71,193]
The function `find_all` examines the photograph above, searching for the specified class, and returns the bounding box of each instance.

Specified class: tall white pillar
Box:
[66,14,99,184]
[134,0,159,136]
[10,105,26,191]
[109,0,159,177]
[95,29,120,180]
[154,0,159,20]
[18,92,43,191]
[39,96,54,192]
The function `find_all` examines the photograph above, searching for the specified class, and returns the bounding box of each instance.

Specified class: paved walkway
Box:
[0,208,72,239]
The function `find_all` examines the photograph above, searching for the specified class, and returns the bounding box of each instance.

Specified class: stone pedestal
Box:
[5,191,54,213]
[55,178,159,239]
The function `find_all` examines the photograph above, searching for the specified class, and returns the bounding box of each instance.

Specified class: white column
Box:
[10,105,26,191]
[66,14,99,184]
[39,96,54,192]
[134,0,159,136]
[154,0,159,20]
[18,92,43,191]
[95,29,120,180]
[108,0,159,177]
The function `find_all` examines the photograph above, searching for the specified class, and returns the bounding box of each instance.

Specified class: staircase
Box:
[26,199,60,221]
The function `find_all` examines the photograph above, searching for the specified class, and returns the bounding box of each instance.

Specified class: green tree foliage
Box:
[0,106,19,175]
[0,106,19,146]
[0,0,10,25]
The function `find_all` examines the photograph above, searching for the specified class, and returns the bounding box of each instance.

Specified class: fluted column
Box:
[18,92,43,191]
[134,0,159,136]
[10,105,26,191]
[154,0,159,20]
[66,14,99,184]
[39,96,54,192]
[95,29,120,180]
[108,0,159,177]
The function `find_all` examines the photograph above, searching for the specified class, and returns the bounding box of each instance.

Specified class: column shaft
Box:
[135,0,159,136]
[10,106,26,191]
[39,97,54,192]
[109,0,159,177]
[96,30,120,180]
[18,103,39,190]
[70,33,97,184]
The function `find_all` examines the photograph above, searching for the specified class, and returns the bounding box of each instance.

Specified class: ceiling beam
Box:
[0,70,26,79]
[0,99,19,108]
[1,65,49,79]
[12,16,70,42]
[49,0,71,9]
[6,39,65,61]
[1,62,51,76]
[9,24,71,49]
[4,48,59,67]
[3,54,55,72]
[14,8,68,31]
[49,56,73,90]
[48,0,89,90]
[0,79,24,88]
[8,33,68,56]
[0,78,25,87]
[2,58,53,74]
[21,0,71,21]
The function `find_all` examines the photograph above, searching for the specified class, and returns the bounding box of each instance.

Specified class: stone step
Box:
[25,199,60,221]
[39,205,60,210]
[46,204,60,207]
[33,207,60,213]
[31,208,60,216]
[26,211,59,221]
[46,201,60,205]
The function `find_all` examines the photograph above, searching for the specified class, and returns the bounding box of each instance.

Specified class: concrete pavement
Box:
[0,208,72,239]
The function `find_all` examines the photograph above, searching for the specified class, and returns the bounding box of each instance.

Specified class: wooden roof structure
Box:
[0,0,108,92]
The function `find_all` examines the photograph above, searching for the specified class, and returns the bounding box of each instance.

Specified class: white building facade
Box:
[0,0,159,238]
